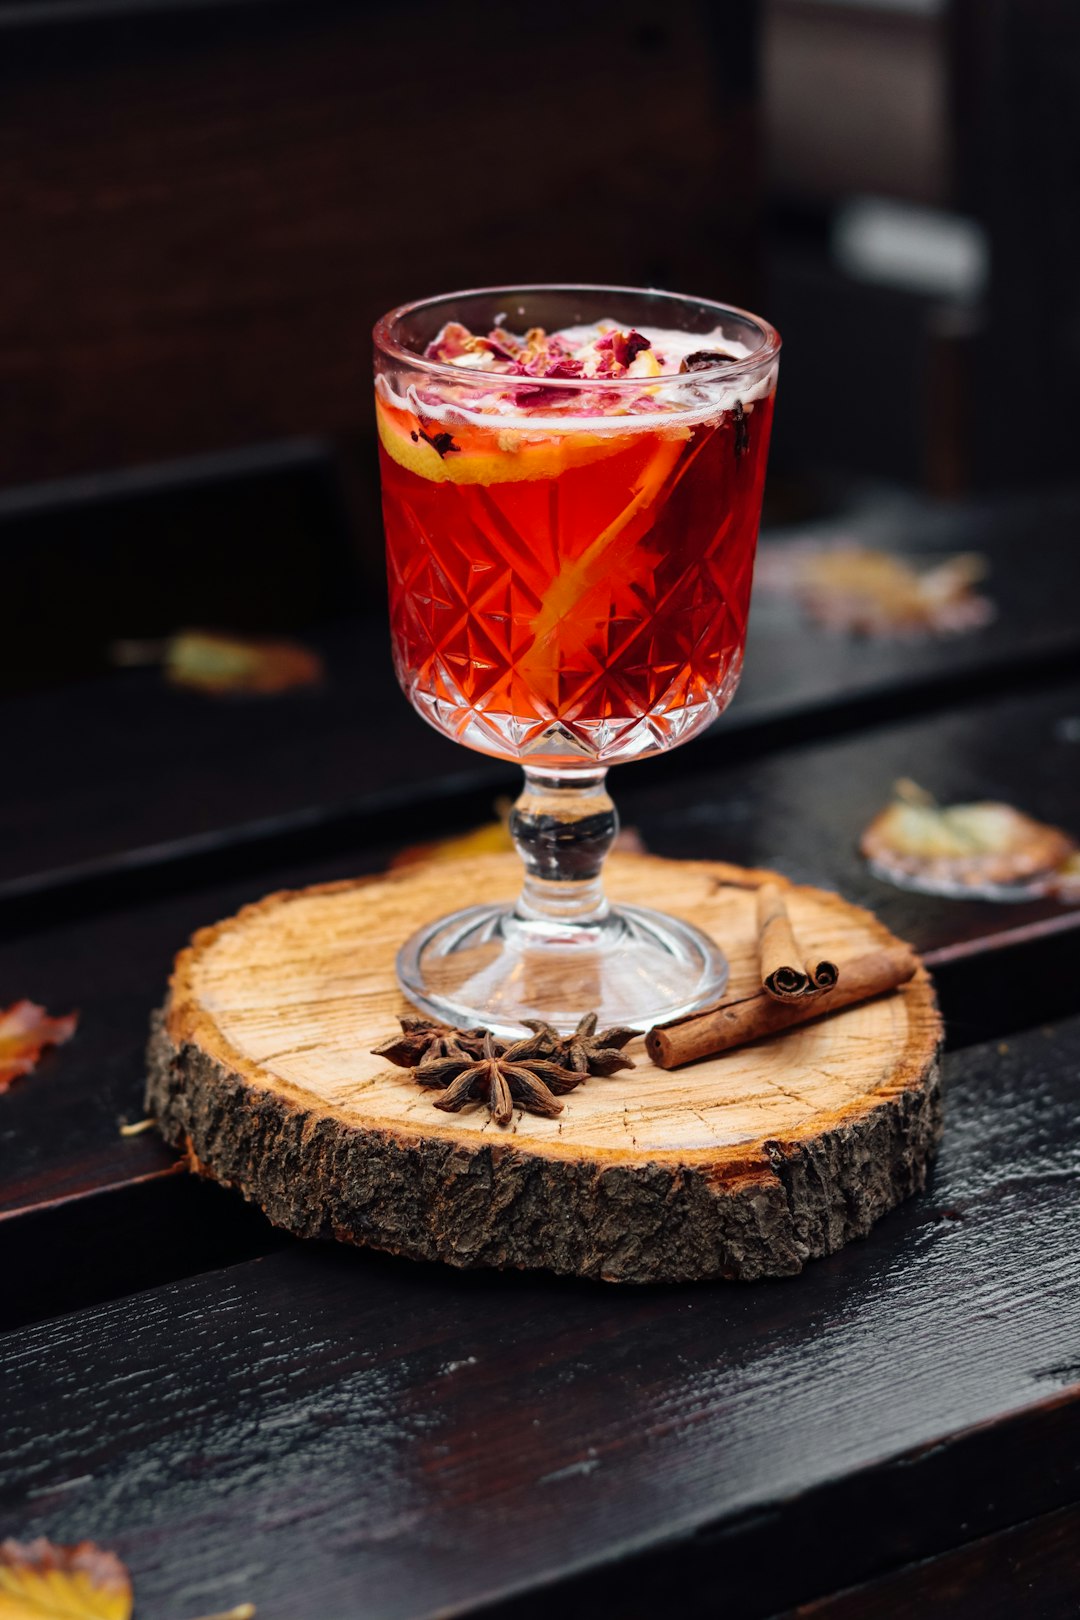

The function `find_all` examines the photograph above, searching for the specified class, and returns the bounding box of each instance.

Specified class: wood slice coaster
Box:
[146,853,943,1284]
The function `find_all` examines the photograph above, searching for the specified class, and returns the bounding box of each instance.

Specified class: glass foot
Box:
[396,901,728,1039]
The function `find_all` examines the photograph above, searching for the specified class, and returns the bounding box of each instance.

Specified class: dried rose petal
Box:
[620,329,652,366]
[595,328,652,368]
[513,384,562,407]
[424,321,476,362]
[513,358,586,407]
[473,337,519,366]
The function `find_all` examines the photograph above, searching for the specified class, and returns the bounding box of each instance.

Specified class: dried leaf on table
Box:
[112,630,324,695]
[0,1002,78,1093]
[165,630,324,695]
[861,779,1077,898]
[391,808,515,868]
[0,1537,132,1619]
[1050,851,1080,902]
[0,1539,255,1620]
[755,541,994,637]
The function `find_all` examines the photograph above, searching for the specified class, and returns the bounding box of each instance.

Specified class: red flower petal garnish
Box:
[423,321,476,362]
[595,328,652,368]
[512,355,587,406]
[475,335,521,365]
[0,1001,78,1092]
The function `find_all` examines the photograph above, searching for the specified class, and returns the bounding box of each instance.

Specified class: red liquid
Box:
[378,389,774,769]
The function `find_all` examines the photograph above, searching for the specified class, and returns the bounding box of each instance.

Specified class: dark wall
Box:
[951,0,1080,490]
[0,0,760,492]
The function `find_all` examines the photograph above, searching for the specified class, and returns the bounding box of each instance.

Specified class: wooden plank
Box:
[0,615,472,906]
[776,1500,1080,1620]
[2,681,1078,1274]
[0,441,357,692]
[0,843,376,1243]
[2,1018,1079,1619]
[4,486,1080,908]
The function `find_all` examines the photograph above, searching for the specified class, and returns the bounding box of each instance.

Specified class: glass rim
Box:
[372,282,781,391]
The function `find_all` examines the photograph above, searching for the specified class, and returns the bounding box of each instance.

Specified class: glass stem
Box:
[510,768,617,929]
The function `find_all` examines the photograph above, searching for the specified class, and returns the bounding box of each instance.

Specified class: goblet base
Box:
[396,900,728,1039]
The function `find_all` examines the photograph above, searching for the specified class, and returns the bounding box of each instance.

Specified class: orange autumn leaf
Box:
[0,1538,132,1619]
[0,1002,78,1093]
[0,1541,253,1620]
[756,541,994,638]
[861,780,1077,898]
[164,631,324,695]
[392,816,516,868]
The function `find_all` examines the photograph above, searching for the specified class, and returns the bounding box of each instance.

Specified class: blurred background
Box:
[0,0,1076,693]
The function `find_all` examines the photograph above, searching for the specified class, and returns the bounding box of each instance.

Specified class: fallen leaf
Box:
[861,780,1077,899]
[1051,851,1080,902]
[0,1538,132,1619]
[166,631,324,695]
[0,1541,255,1620]
[0,1002,78,1093]
[112,631,324,695]
[756,541,994,637]
[392,813,514,868]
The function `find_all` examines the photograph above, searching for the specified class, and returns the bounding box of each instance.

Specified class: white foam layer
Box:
[380,319,777,435]
[552,321,754,371]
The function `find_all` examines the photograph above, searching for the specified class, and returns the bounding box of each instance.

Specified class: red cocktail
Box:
[374,286,779,1034]
[378,315,774,769]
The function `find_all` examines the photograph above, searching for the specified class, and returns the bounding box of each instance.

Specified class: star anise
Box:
[522,1011,637,1076]
[371,1015,489,1069]
[415,1031,584,1126]
[410,425,460,458]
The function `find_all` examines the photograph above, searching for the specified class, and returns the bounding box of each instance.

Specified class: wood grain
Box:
[146,853,941,1283]
[781,1499,1080,1620]
[4,1017,1080,1620]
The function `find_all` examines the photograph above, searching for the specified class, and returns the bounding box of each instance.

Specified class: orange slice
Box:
[376,396,657,485]
[529,431,689,641]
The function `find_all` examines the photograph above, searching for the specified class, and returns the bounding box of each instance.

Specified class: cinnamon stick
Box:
[756,882,809,1001]
[804,955,840,991]
[645,945,919,1069]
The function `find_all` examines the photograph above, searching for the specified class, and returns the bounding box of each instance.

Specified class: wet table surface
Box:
[3,480,1080,1619]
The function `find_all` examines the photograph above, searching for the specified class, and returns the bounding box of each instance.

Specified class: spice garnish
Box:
[371,1012,635,1124]
[679,349,738,373]
[416,1031,583,1125]
[372,1015,489,1068]
[410,426,461,458]
[522,1011,637,1076]
[646,947,919,1069]
[733,399,749,458]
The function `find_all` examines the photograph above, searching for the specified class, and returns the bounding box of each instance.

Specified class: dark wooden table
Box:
[3,484,1079,1618]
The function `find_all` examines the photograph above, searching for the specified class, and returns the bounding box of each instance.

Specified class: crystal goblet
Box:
[374,284,779,1035]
